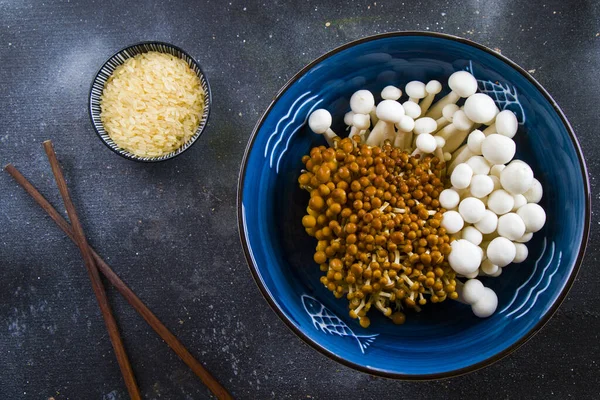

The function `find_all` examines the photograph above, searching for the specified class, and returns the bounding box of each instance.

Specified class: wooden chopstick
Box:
[41,141,142,400]
[5,161,234,399]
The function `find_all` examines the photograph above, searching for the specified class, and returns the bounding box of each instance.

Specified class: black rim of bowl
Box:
[88,41,212,162]
[237,31,591,380]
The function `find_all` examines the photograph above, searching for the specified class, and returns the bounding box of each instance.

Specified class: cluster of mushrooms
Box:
[301,69,546,325]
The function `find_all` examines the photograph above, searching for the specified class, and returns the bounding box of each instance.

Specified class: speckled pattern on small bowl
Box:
[238,32,590,379]
[89,41,211,162]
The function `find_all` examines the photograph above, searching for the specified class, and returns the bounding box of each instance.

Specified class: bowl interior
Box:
[89,42,211,162]
[239,33,588,377]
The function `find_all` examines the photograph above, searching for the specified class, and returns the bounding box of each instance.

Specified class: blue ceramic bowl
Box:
[238,32,590,378]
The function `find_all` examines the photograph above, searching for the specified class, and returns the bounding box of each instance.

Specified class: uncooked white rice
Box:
[100,51,205,157]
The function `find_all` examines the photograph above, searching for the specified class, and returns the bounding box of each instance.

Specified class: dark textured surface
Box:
[0,0,598,399]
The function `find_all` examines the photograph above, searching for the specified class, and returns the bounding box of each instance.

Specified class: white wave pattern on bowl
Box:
[263,91,323,173]
[499,238,562,319]
[466,60,526,125]
[301,294,379,354]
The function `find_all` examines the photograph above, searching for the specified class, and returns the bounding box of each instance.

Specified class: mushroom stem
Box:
[426,91,460,119]
[419,80,443,114]
[443,129,470,153]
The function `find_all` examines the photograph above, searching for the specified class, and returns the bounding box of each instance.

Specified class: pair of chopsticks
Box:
[5,141,233,400]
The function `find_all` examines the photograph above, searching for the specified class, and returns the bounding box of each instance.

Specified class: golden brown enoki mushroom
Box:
[299,136,459,327]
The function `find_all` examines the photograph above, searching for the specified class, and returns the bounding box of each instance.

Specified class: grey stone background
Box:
[1,0,598,399]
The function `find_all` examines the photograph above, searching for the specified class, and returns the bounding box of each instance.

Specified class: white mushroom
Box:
[489,175,502,191]
[438,110,473,140]
[405,80,427,103]
[439,188,460,209]
[481,259,499,275]
[381,85,402,100]
[433,136,446,162]
[434,103,460,131]
[413,133,437,155]
[471,287,498,318]
[487,189,515,215]
[487,236,516,267]
[461,279,485,304]
[448,145,475,174]
[459,197,486,223]
[464,93,498,124]
[402,101,422,119]
[350,90,375,114]
[523,178,543,203]
[516,232,533,243]
[366,100,404,146]
[462,226,483,245]
[441,210,464,234]
[512,194,528,211]
[412,117,437,148]
[500,160,534,195]
[484,110,518,138]
[474,210,499,234]
[489,164,505,178]
[394,115,415,149]
[516,203,546,233]
[466,155,491,175]
[419,80,443,114]
[513,243,529,263]
[450,163,473,189]
[467,129,486,155]
[308,109,338,146]
[448,239,482,275]
[497,212,526,241]
[470,175,494,198]
[344,111,355,127]
[426,71,478,119]
[350,113,371,139]
[481,134,516,165]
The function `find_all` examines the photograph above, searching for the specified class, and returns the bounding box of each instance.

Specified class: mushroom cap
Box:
[459,197,486,223]
[517,203,546,233]
[448,239,482,275]
[464,93,498,124]
[353,113,371,129]
[405,80,427,99]
[448,71,478,98]
[481,259,499,275]
[466,155,491,175]
[513,243,529,263]
[474,210,499,234]
[523,178,543,203]
[471,288,498,318]
[344,111,355,126]
[500,160,534,195]
[467,129,486,155]
[470,174,494,198]
[441,210,464,234]
[512,194,528,211]
[450,163,474,189]
[416,133,437,153]
[442,103,460,121]
[413,117,437,134]
[402,101,422,119]
[375,99,405,123]
[481,134,516,165]
[434,135,446,148]
[487,237,516,267]
[308,109,332,134]
[350,90,375,114]
[487,189,515,215]
[516,231,534,243]
[495,110,519,138]
[462,226,483,245]
[381,85,402,100]
[489,164,505,178]
[439,188,460,209]
[426,80,443,94]
[497,212,526,241]
[444,152,452,161]
[451,110,474,131]
[462,279,485,304]
[396,115,415,132]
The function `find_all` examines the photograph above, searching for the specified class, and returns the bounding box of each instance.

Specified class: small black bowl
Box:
[89,41,212,162]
